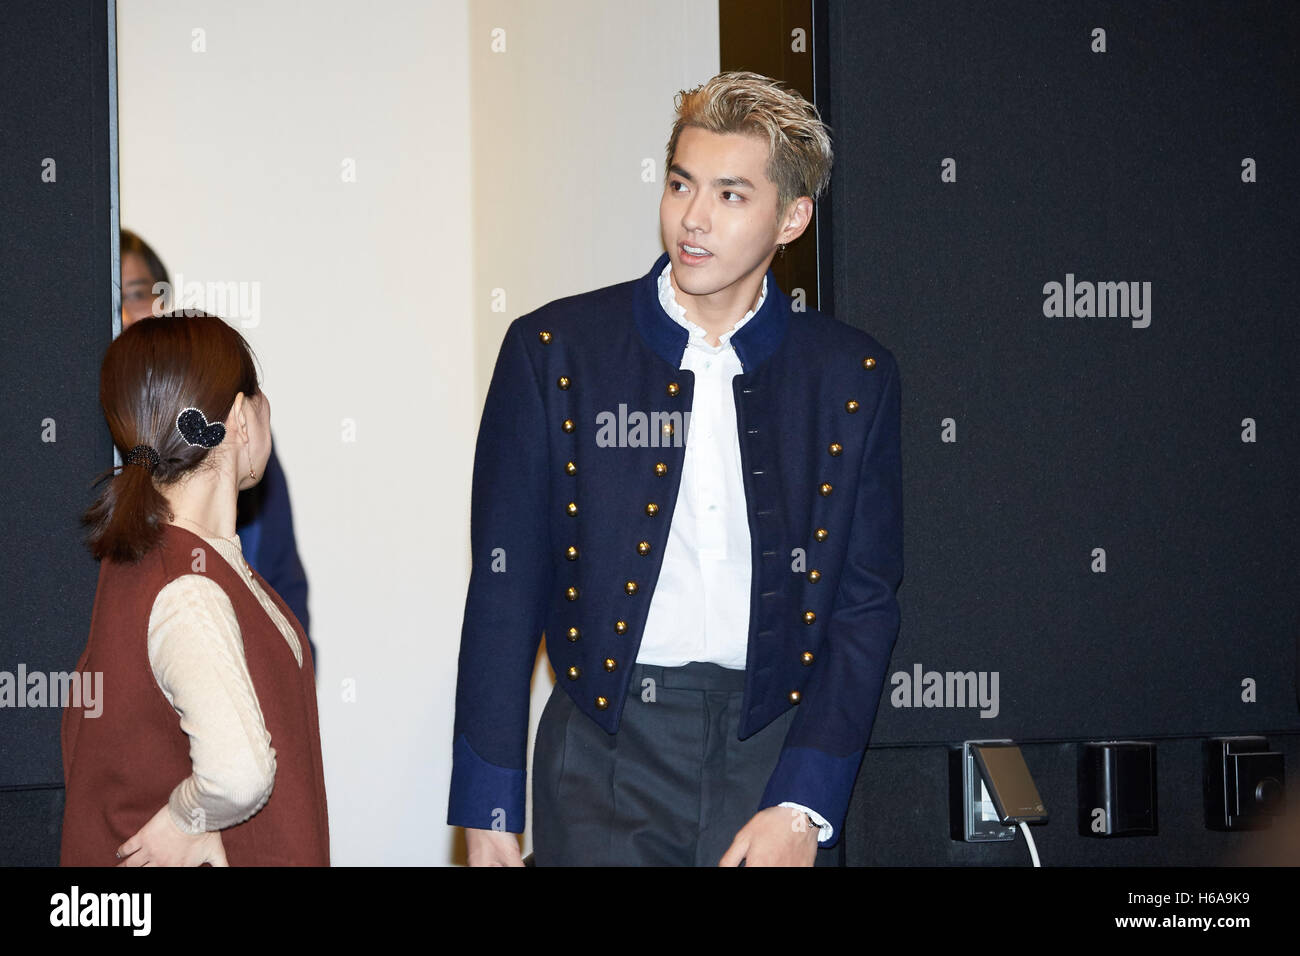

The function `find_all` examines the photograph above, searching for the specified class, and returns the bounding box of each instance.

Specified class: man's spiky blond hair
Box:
[665,71,834,218]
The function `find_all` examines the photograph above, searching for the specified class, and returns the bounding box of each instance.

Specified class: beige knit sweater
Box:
[146,531,303,835]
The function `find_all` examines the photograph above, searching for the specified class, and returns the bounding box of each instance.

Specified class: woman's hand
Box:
[115,805,229,867]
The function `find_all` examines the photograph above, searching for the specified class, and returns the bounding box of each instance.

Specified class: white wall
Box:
[467,0,720,860]
[118,0,718,864]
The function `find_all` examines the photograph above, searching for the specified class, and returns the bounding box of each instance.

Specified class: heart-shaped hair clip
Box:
[176,407,227,448]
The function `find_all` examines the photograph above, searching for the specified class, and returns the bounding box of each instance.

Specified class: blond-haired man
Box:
[450,71,903,867]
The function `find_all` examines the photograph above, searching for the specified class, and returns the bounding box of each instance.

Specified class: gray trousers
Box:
[532,661,843,866]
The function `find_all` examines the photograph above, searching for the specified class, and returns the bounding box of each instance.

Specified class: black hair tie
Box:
[125,444,161,474]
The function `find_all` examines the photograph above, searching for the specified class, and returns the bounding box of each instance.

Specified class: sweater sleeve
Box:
[147,575,278,833]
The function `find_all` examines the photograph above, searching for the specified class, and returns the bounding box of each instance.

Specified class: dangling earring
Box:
[245,444,257,482]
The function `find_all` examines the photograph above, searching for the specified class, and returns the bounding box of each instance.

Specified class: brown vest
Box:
[61,523,330,866]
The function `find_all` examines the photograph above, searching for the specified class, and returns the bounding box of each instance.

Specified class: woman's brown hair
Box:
[83,312,261,563]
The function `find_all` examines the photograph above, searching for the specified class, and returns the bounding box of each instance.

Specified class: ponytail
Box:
[82,454,174,564]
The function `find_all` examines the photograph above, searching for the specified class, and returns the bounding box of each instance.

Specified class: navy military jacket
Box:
[448,251,903,848]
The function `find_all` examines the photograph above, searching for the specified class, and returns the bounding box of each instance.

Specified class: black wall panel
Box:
[0,0,116,864]
[814,0,1299,863]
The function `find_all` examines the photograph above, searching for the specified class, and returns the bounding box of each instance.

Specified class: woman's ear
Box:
[228,392,249,443]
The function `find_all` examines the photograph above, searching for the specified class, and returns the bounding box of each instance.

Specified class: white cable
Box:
[1018,820,1041,867]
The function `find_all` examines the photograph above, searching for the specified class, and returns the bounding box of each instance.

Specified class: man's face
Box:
[121,252,162,327]
[659,126,787,300]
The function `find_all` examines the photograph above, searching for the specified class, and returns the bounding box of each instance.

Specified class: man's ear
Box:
[778,196,815,245]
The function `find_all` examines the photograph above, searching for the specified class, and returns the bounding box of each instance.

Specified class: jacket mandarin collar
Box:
[632,250,789,372]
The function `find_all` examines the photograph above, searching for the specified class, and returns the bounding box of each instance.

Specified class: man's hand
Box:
[115,805,228,867]
[465,827,526,866]
[718,805,820,867]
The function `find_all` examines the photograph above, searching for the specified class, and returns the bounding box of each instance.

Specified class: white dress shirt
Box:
[637,262,764,670]
[635,261,832,843]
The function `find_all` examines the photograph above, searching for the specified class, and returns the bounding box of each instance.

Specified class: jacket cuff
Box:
[447,733,526,833]
[759,746,864,849]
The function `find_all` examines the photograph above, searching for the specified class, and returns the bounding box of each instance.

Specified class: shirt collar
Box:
[657,261,766,352]
[633,251,789,372]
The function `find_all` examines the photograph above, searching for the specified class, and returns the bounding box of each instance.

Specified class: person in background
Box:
[119,229,313,657]
[120,228,172,321]
[62,313,329,865]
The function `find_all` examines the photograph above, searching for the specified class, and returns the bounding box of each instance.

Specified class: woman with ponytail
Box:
[61,312,329,866]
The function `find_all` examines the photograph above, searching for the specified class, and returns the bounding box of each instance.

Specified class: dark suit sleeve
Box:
[252,447,310,637]
[758,351,903,847]
[447,318,554,833]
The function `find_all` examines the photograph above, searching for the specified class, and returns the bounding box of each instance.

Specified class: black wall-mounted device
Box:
[1204,736,1286,831]
[1078,741,1158,837]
